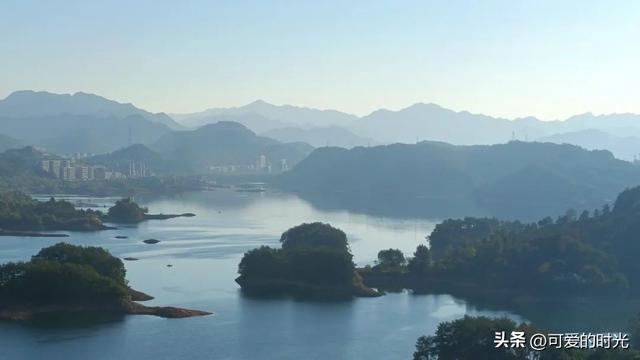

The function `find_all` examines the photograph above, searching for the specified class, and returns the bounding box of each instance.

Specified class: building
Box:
[62,166,75,181]
[42,159,51,173]
[257,155,267,170]
[93,166,107,180]
[51,160,61,178]
[76,166,90,181]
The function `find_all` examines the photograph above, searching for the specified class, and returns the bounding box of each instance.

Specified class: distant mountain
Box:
[558,113,640,137]
[0,90,182,129]
[261,126,376,148]
[352,103,550,145]
[178,113,290,133]
[151,121,314,173]
[0,114,171,155]
[538,129,640,161]
[86,144,167,174]
[174,100,358,129]
[277,141,640,220]
[0,134,23,152]
[0,91,180,155]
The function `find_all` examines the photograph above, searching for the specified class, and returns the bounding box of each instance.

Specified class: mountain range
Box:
[86,122,313,174]
[0,91,179,155]
[175,100,640,160]
[3,90,640,162]
[276,141,640,220]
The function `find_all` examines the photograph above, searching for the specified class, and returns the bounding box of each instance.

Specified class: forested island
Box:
[361,185,640,299]
[0,243,210,321]
[0,192,195,235]
[0,192,107,233]
[236,222,380,299]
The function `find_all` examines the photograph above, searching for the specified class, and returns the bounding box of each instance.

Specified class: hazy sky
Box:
[1,0,639,120]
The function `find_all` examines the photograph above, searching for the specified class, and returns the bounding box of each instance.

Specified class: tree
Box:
[280,222,349,253]
[412,316,526,360]
[106,198,147,223]
[408,244,431,274]
[376,249,406,268]
[34,242,126,284]
[237,246,286,281]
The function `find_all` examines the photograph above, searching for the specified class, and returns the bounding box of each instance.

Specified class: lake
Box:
[0,189,634,359]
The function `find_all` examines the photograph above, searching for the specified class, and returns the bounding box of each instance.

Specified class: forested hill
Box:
[276,141,640,220]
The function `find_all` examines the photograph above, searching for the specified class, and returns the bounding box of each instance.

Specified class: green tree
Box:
[280,222,349,253]
[106,198,147,223]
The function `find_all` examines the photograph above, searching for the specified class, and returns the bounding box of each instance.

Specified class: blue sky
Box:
[1,0,639,119]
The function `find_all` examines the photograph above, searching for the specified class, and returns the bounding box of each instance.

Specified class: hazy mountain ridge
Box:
[150,121,314,173]
[173,100,359,129]
[0,113,171,155]
[176,100,640,159]
[537,129,640,161]
[0,90,182,130]
[277,141,640,220]
[261,126,376,148]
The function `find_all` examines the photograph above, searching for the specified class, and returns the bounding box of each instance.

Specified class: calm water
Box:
[0,190,634,359]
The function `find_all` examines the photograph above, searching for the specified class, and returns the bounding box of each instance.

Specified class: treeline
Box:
[0,192,104,231]
[0,243,128,305]
[363,185,640,296]
[412,316,640,360]
[236,222,378,298]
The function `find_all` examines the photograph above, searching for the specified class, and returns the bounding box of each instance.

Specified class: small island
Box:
[0,243,211,321]
[236,222,380,299]
[0,192,196,236]
[0,192,109,234]
[103,198,196,223]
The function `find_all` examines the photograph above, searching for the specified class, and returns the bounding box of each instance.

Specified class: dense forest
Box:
[0,192,105,231]
[236,222,378,298]
[363,185,640,297]
[0,243,128,306]
[277,141,640,220]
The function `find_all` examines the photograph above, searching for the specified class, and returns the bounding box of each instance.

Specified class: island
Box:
[236,222,380,299]
[0,192,109,233]
[0,243,211,321]
[0,192,196,236]
[103,198,196,223]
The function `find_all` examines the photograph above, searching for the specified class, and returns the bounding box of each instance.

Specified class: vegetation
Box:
[105,198,148,223]
[412,316,640,360]
[0,191,104,231]
[236,222,378,298]
[0,243,127,306]
[363,185,640,297]
[277,141,640,220]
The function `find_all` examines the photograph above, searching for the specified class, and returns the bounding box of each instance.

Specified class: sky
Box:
[1,0,639,120]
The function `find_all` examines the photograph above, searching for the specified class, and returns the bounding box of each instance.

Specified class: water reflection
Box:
[0,189,632,359]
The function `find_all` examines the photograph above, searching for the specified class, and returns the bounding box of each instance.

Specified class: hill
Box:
[0,91,180,155]
[86,144,167,174]
[0,90,182,129]
[276,141,640,220]
[537,129,640,161]
[151,121,314,173]
[0,147,47,178]
[174,100,358,128]
[261,126,376,148]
